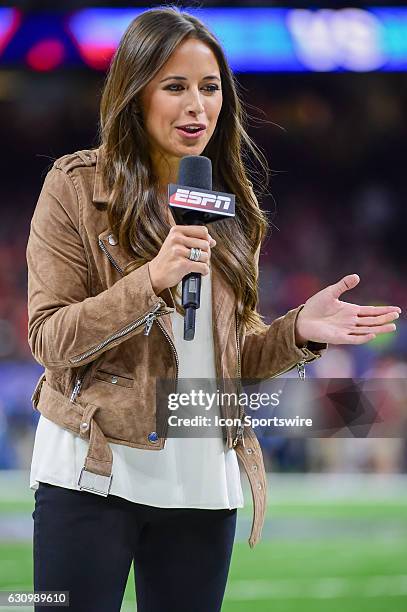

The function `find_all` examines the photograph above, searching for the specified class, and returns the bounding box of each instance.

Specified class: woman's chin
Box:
[176,142,205,157]
[169,135,206,156]
[159,140,206,162]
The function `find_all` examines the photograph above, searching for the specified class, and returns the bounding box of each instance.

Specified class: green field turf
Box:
[2,498,407,519]
[1,537,406,612]
[1,474,406,611]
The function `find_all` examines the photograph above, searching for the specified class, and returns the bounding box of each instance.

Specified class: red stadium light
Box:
[66,8,130,70]
[26,38,65,71]
[73,43,115,71]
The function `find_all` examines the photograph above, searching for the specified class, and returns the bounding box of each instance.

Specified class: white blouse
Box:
[29,268,244,510]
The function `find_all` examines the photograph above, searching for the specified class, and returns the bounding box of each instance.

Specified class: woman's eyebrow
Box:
[160,75,221,83]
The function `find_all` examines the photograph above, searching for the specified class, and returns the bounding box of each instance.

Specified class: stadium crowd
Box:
[0,70,405,471]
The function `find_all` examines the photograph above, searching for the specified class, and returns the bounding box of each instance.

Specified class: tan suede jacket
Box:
[26,147,326,548]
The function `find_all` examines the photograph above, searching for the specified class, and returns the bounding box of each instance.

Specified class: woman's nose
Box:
[185,89,205,115]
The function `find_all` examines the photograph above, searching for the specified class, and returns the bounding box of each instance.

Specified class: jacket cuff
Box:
[306,340,328,353]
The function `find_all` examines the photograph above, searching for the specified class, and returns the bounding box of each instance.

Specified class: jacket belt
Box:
[77,402,113,497]
[234,426,267,548]
[33,379,113,496]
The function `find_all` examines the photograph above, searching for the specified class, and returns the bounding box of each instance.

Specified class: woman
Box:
[27,7,400,612]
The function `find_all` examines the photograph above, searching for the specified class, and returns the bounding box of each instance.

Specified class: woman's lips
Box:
[175,127,206,139]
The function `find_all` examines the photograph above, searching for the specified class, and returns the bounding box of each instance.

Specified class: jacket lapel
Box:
[211,266,236,377]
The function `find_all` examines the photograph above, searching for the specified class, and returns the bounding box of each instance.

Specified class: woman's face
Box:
[140,37,223,165]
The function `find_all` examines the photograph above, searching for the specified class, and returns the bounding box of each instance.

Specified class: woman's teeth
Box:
[176,126,205,138]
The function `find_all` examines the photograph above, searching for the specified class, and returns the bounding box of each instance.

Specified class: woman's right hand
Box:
[148,225,216,295]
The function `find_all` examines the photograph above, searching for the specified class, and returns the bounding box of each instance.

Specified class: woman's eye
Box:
[203,84,220,93]
[165,84,184,92]
[164,84,220,93]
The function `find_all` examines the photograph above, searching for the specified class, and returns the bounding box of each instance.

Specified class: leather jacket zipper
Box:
[156,319,179,392]
[272,357,307,379]
[98,238,125,274]
[144,307,161,336]
[98,238,179,393]
[69,303,177,403]
[69,301,166,365]
[297,359,306,379]
[70,376,82,402]
[70,363,91,403]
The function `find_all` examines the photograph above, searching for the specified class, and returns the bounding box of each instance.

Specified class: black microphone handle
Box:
[182,219,205,341]
[183,300,196,341]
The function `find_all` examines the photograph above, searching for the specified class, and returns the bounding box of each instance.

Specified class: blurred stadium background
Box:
[0,1,406,610]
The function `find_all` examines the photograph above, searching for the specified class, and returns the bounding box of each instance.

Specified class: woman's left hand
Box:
[295,274,401,346]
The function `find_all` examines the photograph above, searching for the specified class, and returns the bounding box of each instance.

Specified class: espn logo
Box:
[172,188,231,211]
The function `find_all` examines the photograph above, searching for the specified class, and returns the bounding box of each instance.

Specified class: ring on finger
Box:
[188,247,202,262]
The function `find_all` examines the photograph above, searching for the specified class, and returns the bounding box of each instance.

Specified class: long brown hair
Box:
[98,6,270,333]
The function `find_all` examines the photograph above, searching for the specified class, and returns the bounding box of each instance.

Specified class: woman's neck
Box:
[150,150,179,227]
[151,150,180,190]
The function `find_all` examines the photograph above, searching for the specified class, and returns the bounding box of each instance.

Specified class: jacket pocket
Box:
[93,369,134,389]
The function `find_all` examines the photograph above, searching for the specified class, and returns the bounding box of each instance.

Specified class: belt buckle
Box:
[77,467,113,497]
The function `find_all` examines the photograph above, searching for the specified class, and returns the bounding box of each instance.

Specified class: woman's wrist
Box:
[295,308,308,347]
[295,329,307,348]
[148,261,165,295]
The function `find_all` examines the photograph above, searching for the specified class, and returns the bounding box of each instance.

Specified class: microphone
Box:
[168,156,235,340]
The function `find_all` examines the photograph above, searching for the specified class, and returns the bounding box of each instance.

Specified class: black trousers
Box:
[32,482,237,612]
